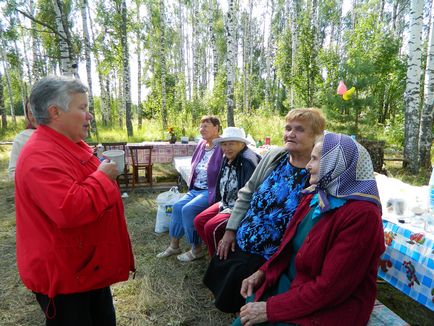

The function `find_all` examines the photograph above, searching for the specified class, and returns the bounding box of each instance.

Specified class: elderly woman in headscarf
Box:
[232,132,385,326]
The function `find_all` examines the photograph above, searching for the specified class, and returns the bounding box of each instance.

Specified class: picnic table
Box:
[126,141,197,164]
[375,174,434,311]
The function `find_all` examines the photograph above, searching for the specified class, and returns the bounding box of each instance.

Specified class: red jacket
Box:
[257,194,385,325]
[15,125,135,298]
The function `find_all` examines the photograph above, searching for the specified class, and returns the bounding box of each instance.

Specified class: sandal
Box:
[177,250,205,262]
[156,246,182,258]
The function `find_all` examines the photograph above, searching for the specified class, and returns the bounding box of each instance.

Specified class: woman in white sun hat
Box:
[194,127,261,258]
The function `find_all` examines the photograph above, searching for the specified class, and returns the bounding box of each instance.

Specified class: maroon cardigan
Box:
[256,194,385,325]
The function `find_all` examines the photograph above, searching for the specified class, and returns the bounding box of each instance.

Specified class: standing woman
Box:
[233,133,384,326]
[157,116,223,261]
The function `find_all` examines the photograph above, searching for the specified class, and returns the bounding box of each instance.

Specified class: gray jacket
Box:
[226,147,288,230]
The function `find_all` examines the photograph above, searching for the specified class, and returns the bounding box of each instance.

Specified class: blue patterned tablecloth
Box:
[378,217,434,311]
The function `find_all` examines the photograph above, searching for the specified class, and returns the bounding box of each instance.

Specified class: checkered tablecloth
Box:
[126,141,197,164]
[378,216,434,311]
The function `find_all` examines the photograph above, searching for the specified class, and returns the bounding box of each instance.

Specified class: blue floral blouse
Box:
[236,153,309,259]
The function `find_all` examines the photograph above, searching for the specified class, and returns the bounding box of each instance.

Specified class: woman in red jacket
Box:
[233,132,385,326]
[15,76,135,325]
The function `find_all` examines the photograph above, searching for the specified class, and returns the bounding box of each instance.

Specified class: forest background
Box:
[0,0,433,178]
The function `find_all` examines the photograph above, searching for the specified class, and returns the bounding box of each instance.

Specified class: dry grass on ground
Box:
[0,145,433,325]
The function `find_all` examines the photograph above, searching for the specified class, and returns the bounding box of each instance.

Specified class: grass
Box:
[0,141,433,325]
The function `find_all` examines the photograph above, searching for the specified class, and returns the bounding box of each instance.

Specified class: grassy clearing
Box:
[0,144,433,325]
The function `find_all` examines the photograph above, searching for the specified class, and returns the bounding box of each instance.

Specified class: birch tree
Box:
[52,0,77,77]
[0,38,16,124]
[403,0,424,174]
[226,0,236,126]
[0,70,6,129]
[88,1,110,126]
[135,0,144,129]
[120,0,133,137]
[419,1,434,173]
[81,0,97,135]
[160,0,168,130]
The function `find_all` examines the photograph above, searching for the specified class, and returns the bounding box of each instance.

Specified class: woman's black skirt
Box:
[203,247,266,313]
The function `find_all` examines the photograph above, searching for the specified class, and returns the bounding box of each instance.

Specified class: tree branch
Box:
[15,8,67,42]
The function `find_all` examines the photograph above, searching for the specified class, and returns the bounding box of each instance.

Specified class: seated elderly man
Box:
[15,76,135,325]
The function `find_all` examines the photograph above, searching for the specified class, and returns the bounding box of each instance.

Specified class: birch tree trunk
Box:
[419,1,434,173]
[29,0,42,81]
[17,12,33,88]
[403,0,424,174]
[209,0,218,81]
[120,0,133,137]
[13,39,27,114]
[226,0,236,126]
[87,3,110,126]
[136,0,143,130]
[192,1,199,103]
[0,43,16,124]
[52,0,77,77]
[290,0,298,109]
[0,71,6,130]
[264,0,275,109]
[81,0,97,136]
[160,0,168,130]
[178,0,187,107]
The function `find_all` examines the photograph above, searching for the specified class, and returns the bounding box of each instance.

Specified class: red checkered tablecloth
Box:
[126,141,198,164]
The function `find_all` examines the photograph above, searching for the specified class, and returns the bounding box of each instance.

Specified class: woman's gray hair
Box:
[29,75,88,125]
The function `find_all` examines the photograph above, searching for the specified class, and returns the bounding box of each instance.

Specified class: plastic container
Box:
[429,166,434,213]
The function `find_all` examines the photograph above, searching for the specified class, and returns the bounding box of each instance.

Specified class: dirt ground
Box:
[0,146,433,325]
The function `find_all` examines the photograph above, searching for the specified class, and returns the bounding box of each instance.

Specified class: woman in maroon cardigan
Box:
[233,132,385,326]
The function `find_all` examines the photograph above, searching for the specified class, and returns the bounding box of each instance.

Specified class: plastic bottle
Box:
[96,144,104,161]
[429,166,434,213]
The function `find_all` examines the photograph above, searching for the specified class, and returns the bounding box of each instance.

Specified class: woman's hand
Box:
[239,301,267,326]
[216,230,236,260]
[240,270,265,298]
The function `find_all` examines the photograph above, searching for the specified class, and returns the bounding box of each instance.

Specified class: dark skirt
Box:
[203,246,266,313]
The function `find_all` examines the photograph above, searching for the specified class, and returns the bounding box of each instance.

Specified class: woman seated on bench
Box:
[232,132,385,326]
[194,127,261,257]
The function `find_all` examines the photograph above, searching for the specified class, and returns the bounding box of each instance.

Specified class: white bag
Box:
[155,186,183,233]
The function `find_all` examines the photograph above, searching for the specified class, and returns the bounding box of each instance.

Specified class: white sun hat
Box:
[213,127,251,145]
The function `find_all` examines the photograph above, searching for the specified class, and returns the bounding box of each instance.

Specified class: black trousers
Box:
[35,287,116,326]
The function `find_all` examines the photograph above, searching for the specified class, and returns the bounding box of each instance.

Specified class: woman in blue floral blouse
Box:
[204,108,326,313]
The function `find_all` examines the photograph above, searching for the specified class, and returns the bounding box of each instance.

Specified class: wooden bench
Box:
[367,300,410,326]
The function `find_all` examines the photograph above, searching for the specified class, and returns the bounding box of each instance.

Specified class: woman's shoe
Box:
[176,249,205,262]
[156,246,182,258]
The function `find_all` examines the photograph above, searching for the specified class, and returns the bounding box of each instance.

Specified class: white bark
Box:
[160,0,168,130]
[81,0,97,135]
[226,0,236,126]
[419,1,434,171]
[209,0,218,81]
[192,1,199,101]
[120,0,133,136]
[136,0,143,129]
[0,70,6,129]
[178,0,187,103]
[403,0,424,173]
[290,0,298,109]
[0,41,16,124]
[29,0,41,81]
[87,2,110,126]
[52,0,77,77]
